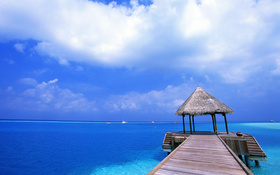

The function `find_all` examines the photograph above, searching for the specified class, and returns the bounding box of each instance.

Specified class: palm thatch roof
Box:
[175,87,234,116]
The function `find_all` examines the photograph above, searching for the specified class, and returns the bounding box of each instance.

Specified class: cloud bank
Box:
[1,0,280,83]
[104,84,193,113]
[1,78,194,115]
[1,79,97,112]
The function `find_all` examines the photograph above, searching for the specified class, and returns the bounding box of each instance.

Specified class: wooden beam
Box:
[189,115,193,134]
[182,114,185,134]
[214,114,218,135]
[223,113,229,134]
[192,115,195,132]
[211,114,216,133]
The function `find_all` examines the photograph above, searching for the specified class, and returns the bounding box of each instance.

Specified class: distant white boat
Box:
[151,121,155,123]
[269,120,275,123]
[122,121,127,124]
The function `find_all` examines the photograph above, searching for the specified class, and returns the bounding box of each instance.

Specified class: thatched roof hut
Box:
[176,87,234,134]
[176,87,233,116]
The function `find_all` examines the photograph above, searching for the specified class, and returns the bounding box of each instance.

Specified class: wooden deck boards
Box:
[148,135,252,175]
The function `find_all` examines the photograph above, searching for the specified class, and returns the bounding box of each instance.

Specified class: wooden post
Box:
[211,114,216,133]
[255,160,260,167]
[214,114,218,135]
[245,156,251,168]
[223,113,229,134]
[182,114,185,134]
[189,115,193,134]
[238,155,243,161]
[192,115,195,132]
[171,136,175,150]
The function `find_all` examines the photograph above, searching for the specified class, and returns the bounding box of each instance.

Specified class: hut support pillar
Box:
[182,114,185,134]
[189,115,193,134]
[192,115,195,132]
[223,113,229,134]
[211,114,216,133]
[214,114,218,135]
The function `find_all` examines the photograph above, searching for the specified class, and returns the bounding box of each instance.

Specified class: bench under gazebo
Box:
[176,87,234,134]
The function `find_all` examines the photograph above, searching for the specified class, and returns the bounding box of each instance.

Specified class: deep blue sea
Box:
[0,121,279,175]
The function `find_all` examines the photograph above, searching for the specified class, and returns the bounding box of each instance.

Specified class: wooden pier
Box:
[150,87,267,174]
[148,135,253,175]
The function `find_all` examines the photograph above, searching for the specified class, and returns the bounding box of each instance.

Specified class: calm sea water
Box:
[0,121,279,175]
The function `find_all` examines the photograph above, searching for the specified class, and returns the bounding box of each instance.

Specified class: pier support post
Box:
[255,160,260,167]
[238,155,243,161]
[223,113,229,134]
[245,156,251,168]
[182,114,185,134]
[189,115,193,134]
[192,115,195,132]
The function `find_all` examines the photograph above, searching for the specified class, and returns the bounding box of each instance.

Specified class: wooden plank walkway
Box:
[148,135,253,175]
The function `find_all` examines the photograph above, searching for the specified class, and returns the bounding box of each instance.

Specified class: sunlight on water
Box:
[241,122,280,129]
[90,159,159,175]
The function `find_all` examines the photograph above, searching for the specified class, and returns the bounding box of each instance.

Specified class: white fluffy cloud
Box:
[18,78,38,86]
[14,43,26,53]
[1,0,280,83]
[3,79,97,112]
[271,58,280,75]
[2,79,194,114]
[104,83,194,113]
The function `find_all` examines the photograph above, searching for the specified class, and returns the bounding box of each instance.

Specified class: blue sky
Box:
[0,0,280,122]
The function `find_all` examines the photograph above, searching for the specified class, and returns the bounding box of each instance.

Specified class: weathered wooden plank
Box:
[173,148,233,157]
[164,159,246,175]
[166,158,242,170]
[182,144,225,148]
[172,153,239,165]
[159,165,239,175]
[155,168,197,175]
[180,148,230,154]
[181,144,228,149]
[172,150,233,158]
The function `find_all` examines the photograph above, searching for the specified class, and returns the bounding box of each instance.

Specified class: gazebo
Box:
[175,87,234,134]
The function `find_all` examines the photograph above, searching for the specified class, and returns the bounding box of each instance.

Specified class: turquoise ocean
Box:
[0,121,279,175]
